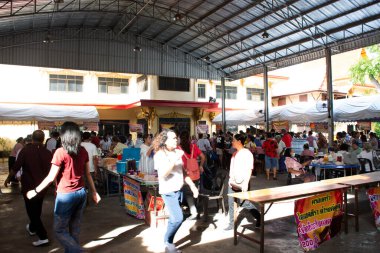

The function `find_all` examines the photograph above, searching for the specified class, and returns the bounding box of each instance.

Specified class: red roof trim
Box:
[140,99,219,109]
[1,99,221,110]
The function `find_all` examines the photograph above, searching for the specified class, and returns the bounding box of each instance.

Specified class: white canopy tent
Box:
[212,95,380,125]
[0,103,99,122]
[334,95,380,122]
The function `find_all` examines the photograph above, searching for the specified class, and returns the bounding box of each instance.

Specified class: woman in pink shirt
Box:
[285,148,315,183]
[300,143,315,157]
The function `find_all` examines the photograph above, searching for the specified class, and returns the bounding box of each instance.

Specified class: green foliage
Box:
[374,122,380,137]
[349,45,380,86]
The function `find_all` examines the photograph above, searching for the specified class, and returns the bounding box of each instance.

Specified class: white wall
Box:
[0,64,142,105]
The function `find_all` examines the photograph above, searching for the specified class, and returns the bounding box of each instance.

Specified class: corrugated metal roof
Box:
[0,0,378,80]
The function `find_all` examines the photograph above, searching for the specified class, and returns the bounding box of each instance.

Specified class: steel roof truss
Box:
[213,1,377,65]
[222,13,380,70]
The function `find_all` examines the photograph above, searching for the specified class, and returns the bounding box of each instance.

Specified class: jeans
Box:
[227,186,259,226]
[161,191,183,244]
[54,188,87,253]
[182,180,199,216]
[23,194,48,240]
[265,156,278,169]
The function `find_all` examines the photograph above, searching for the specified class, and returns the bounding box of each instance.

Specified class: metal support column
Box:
[326,48,334,145]
[221,77,226,133]
[263,65,270,131]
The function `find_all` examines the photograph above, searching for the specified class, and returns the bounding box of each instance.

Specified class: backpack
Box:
[183,145,200,181]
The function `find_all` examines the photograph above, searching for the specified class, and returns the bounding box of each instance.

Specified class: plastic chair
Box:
[199,172,226,221]
[358,158,374,173]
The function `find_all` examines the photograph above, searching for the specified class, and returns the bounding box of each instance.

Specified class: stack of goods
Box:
[144,190,168,228]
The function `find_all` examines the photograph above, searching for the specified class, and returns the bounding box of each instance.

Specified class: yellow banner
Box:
[123,176,145,219]
[294,190,343,251]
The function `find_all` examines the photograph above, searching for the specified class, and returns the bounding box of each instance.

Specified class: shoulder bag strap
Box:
[179,146,190,160]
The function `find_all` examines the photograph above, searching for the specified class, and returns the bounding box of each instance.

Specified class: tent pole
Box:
[326,48,334,146]
[221,77,226,133]
[263,65,270,132]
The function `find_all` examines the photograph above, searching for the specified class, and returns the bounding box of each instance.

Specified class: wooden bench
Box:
[228,181,349,253]
[321,171,380,232]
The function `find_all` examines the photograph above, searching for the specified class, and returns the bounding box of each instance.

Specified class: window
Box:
[299,94,308,102]
[49,74,83,92]
[246,88,264,101]
[198,84,206,98]
[137,75,148,92]
[98,77,129,94]
[278,97,286,106]
[216,85,237,99]
[158,76,189,91]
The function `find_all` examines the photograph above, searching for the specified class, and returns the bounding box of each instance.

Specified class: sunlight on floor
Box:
[81,193,356,252]
[83,224,140,249]
[48,247,61,253]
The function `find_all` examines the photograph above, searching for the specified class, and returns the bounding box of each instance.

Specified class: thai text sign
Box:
[367,187,380,231]
[294,190,343,251]
[129,123,143,132]
[123,176,145,219]
[196,124,209,134]
[272,120,289,132]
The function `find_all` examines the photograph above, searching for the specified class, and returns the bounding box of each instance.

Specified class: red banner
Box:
[294,190,343,251]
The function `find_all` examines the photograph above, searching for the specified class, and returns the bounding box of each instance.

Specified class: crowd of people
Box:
[3,123,380,253]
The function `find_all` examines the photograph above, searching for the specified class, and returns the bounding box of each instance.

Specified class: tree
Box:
[374,122,380,138]
[349,45,380,90]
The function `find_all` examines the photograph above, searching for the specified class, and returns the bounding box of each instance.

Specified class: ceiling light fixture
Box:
[203,38,211,62]
[43,34,53,43]
[173,13,183,21]
[172,0,183,21]
[133,46,142,52]
[262,30,269,39]
[133,15,142,52]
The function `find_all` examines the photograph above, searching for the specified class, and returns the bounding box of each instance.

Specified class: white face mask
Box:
[291,153,295,157]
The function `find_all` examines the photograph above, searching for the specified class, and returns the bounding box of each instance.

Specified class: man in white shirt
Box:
[81,132,99,179]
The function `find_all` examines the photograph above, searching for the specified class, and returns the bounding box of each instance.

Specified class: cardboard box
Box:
[145,209,169,228]
[144,190,164,211]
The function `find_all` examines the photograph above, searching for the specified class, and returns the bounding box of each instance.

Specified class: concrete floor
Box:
[1,160,380,253]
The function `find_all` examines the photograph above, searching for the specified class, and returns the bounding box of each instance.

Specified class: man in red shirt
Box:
[281,129,292,148]
[90,131,100,148]
[262,133,279,180]
[5,130,52,247]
